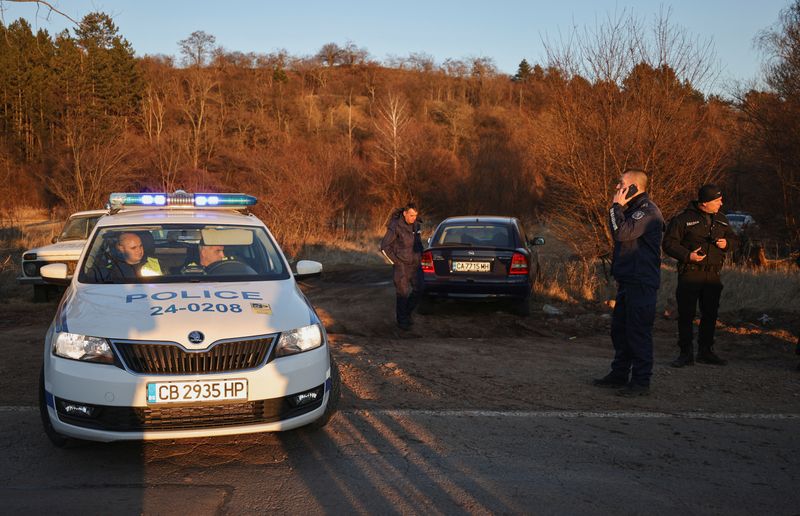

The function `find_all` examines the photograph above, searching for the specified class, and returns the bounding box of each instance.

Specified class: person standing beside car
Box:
[594,169,665,397]
[380,202,423,331]
[663,184,738,367]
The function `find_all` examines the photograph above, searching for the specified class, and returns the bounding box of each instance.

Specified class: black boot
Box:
[697,349,727,366]
[592,374,628,388]
[616,383,650,397]
[670,354,695,368]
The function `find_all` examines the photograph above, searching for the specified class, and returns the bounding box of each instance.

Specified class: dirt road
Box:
[0,264,798,514]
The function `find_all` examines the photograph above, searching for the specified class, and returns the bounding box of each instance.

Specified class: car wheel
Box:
[305,355,341,431]
[38,367,78,448]
[512,296,531,316]
[417,294,435,315]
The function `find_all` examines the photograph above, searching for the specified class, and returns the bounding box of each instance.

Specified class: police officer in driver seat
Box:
[181,242,228,274]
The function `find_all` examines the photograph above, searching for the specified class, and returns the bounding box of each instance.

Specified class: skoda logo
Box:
[188,331,205,344]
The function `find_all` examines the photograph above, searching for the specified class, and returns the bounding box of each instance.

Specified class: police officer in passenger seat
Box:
[380,203,423,331]
[663,184,737,367]
[103,232,162,280]
[594,169,665,397]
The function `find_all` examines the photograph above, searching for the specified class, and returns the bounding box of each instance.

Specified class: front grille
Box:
[55,389,324,431]
[113,337,274,374]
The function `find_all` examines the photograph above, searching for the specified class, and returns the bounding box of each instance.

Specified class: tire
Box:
[417,294,435,315]
[512,296,531,316]
[38,367,76,448]
[305,355,341,431]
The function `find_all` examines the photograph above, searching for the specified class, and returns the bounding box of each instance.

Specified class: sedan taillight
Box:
[421,251,434,273]
[509,252,528,275]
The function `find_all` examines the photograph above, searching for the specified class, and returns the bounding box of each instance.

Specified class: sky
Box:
[0,0,792,95]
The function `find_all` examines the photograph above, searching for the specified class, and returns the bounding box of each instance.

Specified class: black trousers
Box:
[394,262,420,325]
[610,282,657,386]
[676,270,723,354]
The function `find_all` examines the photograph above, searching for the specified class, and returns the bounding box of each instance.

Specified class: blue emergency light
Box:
[109,191,257,209]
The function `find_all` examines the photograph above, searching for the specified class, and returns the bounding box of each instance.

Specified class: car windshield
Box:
[78,224,290,284]
[60,215,101,241]
[435,224,514,247]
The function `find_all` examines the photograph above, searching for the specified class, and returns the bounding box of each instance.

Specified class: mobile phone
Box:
[696,250,706,257]
[625,184,638,199]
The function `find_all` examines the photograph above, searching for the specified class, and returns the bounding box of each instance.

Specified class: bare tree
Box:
[538,9,727,257]
[373,92,411,197]
[179,31,216,68]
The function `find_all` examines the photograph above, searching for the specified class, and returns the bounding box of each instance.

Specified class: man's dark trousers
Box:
[676,270,723,355]
[610,282,657,386]
[394,262,420,326]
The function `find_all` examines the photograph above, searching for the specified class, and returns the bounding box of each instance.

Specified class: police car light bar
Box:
[109,192,257,209]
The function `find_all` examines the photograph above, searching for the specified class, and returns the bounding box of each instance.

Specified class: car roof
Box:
[439,216,517,225]
[95,208,263,228]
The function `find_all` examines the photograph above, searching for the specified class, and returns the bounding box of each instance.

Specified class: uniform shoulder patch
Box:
[632,211,645,220]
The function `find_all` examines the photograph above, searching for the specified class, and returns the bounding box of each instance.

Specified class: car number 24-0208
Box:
[150,302,244,316]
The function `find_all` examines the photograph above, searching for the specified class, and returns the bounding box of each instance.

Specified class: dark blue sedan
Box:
[419,216,545,315]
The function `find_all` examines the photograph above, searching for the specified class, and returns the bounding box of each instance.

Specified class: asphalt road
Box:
[1,406,798,514]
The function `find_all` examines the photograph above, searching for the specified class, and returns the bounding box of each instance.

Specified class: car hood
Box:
[57,280,317,348]
[28,240,87,259]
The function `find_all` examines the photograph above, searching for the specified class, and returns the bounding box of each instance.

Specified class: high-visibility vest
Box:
[139,257,162,277]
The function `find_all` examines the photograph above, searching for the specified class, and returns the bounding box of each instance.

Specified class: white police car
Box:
[38,192,339,445]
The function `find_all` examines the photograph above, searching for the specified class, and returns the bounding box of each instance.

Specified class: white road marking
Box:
[3,406,797,420]
[344,409,800,420]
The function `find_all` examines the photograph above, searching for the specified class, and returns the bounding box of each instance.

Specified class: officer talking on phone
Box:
[663,184,738,367]
[594,169,664,397]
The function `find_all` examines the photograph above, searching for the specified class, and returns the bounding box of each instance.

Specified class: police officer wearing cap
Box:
[594,169,665,397]
[663,184,738,367]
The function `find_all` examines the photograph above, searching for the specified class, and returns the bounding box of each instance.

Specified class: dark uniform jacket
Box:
[380,209,423,266]
[663,201,737,270]
[609,192,665,289]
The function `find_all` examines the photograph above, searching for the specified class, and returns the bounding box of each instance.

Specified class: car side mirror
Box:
[294,260,323,280]
[529,237,546,246]
[40,263,70,285]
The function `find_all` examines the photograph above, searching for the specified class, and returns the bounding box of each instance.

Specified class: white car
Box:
[38,192,339,445]
[726,211,758,234]
[18,210,105,301]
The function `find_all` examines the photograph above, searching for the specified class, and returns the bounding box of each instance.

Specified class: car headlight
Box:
[23,262,39,277]
[53,332,114,364]
[275,324,323,357]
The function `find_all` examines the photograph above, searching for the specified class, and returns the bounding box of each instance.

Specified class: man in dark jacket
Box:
[594,169,665,397]
[663,184,738,367]
[380,203,423,330]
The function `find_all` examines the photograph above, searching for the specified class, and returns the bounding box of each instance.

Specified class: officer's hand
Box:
[689,247,706,262]
[715,238,727,249]
[612,185,629,206]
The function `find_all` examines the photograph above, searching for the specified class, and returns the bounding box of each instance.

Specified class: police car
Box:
[38,192,339,445]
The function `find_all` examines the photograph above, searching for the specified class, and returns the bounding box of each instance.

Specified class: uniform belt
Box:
[680,264,720,272]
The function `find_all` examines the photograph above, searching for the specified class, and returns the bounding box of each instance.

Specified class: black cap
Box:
[698,184,722,203]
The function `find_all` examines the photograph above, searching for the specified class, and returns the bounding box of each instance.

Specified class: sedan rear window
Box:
[436,224,513,247]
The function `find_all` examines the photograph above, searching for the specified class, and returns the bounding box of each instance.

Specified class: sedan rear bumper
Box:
[422,275,531,299]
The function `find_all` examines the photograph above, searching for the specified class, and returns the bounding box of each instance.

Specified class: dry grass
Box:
[535,257,800,315]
